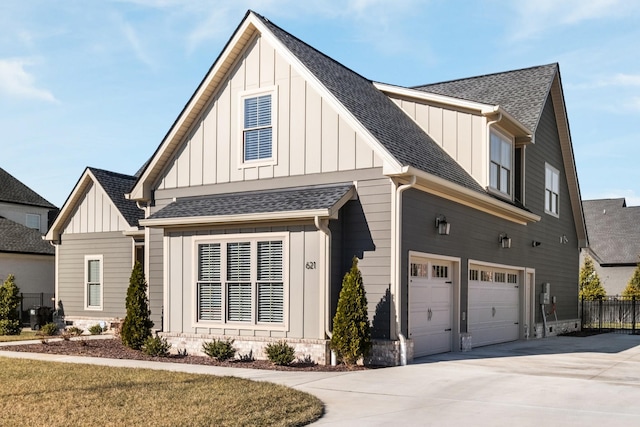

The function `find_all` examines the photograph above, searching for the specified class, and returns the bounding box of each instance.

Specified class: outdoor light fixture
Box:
[532,240,542,247]
[435,215,450,235]
[560,234,569,244]
[499,233,512,249]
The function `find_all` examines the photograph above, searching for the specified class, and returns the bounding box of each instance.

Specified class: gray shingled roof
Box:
[0,167,56,209]
[413,64,558,133]
[149,184,354,220]
[0,217,54,255]
[89,168,144,227]
[583,198,640,265]
[255,12,483,193]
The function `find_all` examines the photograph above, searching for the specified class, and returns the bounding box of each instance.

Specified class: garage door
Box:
[409,256,452,357]
[468,265,519,347]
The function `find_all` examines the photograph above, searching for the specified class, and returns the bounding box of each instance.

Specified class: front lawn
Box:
[0,329,37,342]
[0,357,323,426]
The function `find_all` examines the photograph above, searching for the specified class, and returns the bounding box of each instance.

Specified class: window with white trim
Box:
[196,236,285,325]
[26,213,40,230]
[85,255,103,310]
[242,90,275,163]
[545,163,560,216]
[489,130,513,197]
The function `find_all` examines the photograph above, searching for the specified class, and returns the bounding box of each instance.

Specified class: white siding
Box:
[63,182,128,234]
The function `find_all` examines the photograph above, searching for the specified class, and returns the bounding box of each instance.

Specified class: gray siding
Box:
[148,227,164,327]
[57,232,133,319]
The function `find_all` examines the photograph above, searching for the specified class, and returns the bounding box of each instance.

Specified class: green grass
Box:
[0,357,323,426]
[0,329,38,342]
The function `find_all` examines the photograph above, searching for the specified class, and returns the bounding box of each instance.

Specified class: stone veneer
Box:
[63,316,121,333]
[533,318,581,338]
[367,339,414,366]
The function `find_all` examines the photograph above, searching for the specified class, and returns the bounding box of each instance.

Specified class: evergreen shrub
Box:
[202,338,236,361]
[264,340,295,366]
[121,261,154,350]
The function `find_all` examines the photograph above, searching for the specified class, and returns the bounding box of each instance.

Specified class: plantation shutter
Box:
[243,95,272,161]
[227,242,252,322]
[257,241,283,323]
[198,244,221,321]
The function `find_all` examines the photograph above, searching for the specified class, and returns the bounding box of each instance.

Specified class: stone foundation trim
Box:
[367,339,414,366]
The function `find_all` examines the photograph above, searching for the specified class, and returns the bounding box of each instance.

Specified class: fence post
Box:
[598,298,603,331]
[581,296,584,329]
[633,296,636,335]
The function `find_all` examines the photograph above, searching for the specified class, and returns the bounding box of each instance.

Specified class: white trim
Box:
[488,127,515,200]
[544,162,560,218]
[84,254,104,311]
[238,86,278,168]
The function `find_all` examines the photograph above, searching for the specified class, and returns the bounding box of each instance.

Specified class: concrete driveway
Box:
[2,333,640,426]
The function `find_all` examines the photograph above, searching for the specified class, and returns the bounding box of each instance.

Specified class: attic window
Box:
[489,129,513,198]
[545,163,560,217]
[240,87,277,165]
[26,213,41,230]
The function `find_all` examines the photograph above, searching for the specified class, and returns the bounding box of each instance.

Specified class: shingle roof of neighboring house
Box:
[255,13,484,193]
[89,168,144,227]
[149,184,354,220]
[0,217,54,255]
[413,63,558,133]
[0,167,56,209]
[583,198,640,265]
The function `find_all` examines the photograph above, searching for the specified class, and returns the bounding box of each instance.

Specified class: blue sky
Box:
[1,0,639,208]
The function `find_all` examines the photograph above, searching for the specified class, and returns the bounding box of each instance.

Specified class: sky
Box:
[1,0,639,208]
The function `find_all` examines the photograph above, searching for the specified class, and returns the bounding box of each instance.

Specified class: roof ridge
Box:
[413,63,558,88]
[87,166,136,180]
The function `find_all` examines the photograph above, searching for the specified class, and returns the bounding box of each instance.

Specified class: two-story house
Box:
[46,11,586,365]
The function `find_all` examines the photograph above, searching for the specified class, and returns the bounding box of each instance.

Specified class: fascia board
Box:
[45,168,93,242]
[139,208,332,228]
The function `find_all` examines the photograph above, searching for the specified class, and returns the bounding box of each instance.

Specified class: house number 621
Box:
[305,262,316,270]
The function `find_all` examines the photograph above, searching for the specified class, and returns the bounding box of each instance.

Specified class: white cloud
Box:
[0,58,57,102]
[119,19,155,68]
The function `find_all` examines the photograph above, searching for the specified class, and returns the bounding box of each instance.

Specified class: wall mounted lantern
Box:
[499,233,511,249]
[435,215,450,235]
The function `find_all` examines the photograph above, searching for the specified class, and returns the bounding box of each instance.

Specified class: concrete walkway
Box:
[2,333,640,426]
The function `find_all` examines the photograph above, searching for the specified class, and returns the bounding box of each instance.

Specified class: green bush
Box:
[66,326,84,336]
[264,340,295,366]
[0,319,21,336]
[579,255,606,300]
[202,338,236,361]
[39,322,59,336]
[121,261,154,350]
[330,257,371,365]
[88,324,104,335]
[142,335,171,357]
[622,261,640,299]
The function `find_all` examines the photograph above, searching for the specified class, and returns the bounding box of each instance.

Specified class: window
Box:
[545,163,560,216]
[242,89,276,163]
[26,213,40,230]
[469,269,479,281]
[196,235,286,326]
[489,130,513,197]
[85,255,103,310]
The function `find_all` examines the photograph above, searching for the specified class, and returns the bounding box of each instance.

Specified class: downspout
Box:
[486,112,503,148]
[314,216,337,365]
[393,175,416,366]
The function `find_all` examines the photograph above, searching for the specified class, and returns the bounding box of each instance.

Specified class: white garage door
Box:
[468,265,519,348]
[409,256,453,357]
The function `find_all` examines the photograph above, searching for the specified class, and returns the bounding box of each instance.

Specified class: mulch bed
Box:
[0,337,368,372]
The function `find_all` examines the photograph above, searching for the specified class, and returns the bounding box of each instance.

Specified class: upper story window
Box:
[240,87,277,165]
[489,130,513,198]
[26,213,41,230]
[545,163,560,216]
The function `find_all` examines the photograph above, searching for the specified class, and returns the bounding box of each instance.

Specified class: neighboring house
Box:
[0,167,56,298]
[581,198,640,296]
[47,11,586,365]
[46,168,144,330]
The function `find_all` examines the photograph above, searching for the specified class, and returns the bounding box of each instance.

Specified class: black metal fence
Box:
[19,292,55,326]
[580,296,639,334]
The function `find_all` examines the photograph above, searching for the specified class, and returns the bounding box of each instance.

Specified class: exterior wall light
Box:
[499,233,511,249]
[435,215,450,235]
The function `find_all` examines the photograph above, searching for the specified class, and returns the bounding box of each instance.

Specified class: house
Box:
[581,198,640,296]
[46,168,145,330]
[0,167,57,306]
[47,11,586,365]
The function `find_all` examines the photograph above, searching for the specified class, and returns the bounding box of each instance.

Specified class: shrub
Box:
[579,255,606,300]
[264,340,295,366]
[330,257,371,366]
[66,326,84,336]
[622,260,640,299]
[88,324,104,335]
[0,319,21,336]
[39,322,59,336]
[238,350,255,362]
[0,274,21,335]
[121,261,154,350]
[202,338,236,361]
[142,335,171,357]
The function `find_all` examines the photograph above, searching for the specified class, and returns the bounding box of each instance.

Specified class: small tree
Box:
[330,257,371,365]
[622,259,640,299]
[579,255,606,300]
[121,261,154,350]
[0,274,21,335]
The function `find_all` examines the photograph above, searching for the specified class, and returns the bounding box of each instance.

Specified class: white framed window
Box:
[545,163,560,216]
[85,255,103,310]
[240,87,277,166]
[26,213,41,230]
[489,129,513,197]
[195,233,287,327]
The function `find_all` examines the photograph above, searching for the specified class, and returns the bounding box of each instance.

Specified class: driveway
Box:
[2,333,640,425]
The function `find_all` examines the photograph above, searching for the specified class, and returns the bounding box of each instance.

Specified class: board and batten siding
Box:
[163,225,321,340]
[63,182,128,234]
[155,33,382,191]
[389,95,486,185]
[57,232,133,318]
